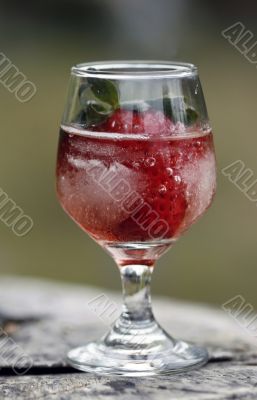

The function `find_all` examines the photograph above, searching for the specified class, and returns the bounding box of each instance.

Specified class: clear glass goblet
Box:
[56,61,216,376]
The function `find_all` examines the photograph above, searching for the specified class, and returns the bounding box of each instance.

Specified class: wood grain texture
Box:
[0,277,256,399]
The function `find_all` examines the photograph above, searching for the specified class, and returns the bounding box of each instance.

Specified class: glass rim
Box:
[71,60,198,79]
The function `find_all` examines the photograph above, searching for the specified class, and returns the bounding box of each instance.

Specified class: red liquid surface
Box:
[56,125,216,243]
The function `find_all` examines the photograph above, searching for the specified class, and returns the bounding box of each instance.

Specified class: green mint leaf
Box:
[78,79,119,127]
[185,107,199,125]
[75,100,113,127]
[87,78,119,108]
[86,101,112,126]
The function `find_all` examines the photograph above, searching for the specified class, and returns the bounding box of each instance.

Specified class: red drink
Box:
[56,110,216,258]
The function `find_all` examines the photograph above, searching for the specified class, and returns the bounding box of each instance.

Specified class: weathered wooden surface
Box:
[0,276,256,399]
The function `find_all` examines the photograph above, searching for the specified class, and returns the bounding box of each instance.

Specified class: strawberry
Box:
[115,161,188,241]
[94,108,188,241]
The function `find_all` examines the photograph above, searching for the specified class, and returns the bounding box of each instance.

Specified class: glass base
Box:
[67,321,208,376]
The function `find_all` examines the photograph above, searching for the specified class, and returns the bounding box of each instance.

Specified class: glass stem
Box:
[119,264,154,325]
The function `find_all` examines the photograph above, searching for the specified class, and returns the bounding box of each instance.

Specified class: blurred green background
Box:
[0,0,256,307]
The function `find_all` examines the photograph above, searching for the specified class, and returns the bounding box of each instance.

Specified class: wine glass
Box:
[56,61,216,376]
